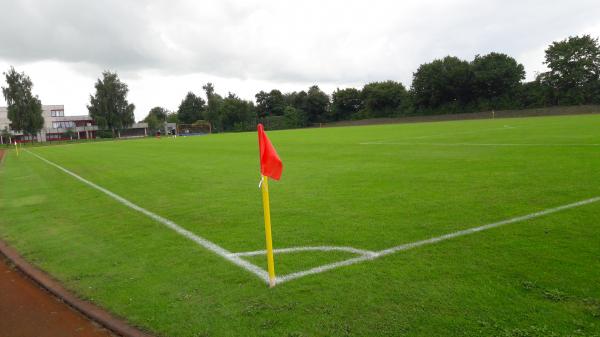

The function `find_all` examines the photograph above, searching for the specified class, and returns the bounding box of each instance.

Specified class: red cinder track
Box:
[0,255,117,337]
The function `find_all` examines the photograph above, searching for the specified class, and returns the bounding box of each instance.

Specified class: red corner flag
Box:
[257,123,283,180]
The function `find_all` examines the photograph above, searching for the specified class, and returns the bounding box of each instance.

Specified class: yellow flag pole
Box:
[14,141,19,157]
[260,175,276,287]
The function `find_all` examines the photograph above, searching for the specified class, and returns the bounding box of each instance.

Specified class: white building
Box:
[0,105,98,143]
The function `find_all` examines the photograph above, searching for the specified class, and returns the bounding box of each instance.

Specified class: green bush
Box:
[283,106,307,128]
[96,130,114,138]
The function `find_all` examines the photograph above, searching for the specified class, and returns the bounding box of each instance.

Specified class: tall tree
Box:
[177,92,205,124]
[255,89,286,117]
[87,71,135,137]
[411,56,473,111]
[255,91,269,118]
[203,82,224,131]
[471,52,525,108]
[543,35,600,105]
[284,90,309,112]
[519,74,553,108]
[143,106,168,132]
[304,85,330,123]
[145,106,168,121]
[166,111,179,123]
[361,81,408,117]
[220,93,255,131]
[2,67,44,139]
[330,88,362,120]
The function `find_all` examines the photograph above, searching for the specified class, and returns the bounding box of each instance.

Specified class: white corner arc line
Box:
[276,196,600,284]
[231,246,377,257]
[26,150,270,284]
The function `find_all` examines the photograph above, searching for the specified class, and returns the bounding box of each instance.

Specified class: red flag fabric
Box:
[257,123,283,180]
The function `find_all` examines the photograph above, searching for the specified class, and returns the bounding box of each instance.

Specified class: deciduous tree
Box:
[471,52,525,108]
[220,93,255,131]
[2,67,44,139]
[361,81,408,117]
[255,89,286,117]
[304,85,329,123]
[411,56,473,111]
[143,106,168,133]
[166,112,179,123]
[203,82,224,131]
[87,71,135,137]
[331,88,362,120]
[543,35,600,104]
[177,92,205,124]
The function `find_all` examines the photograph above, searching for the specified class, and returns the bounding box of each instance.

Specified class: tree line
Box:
[145,34,600,133]
[3,34,600,138]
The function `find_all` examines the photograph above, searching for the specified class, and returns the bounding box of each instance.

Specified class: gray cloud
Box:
[0,0,600,84]
[0,1,159,68]
[1,0,599,120]
[2,0,599,85]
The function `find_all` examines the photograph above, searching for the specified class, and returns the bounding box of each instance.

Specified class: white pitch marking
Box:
[277,255,375,283]
[26,150,271,284]
[232,246,377,257]
[360,142,600,146]
[276,196,600,284]
[363,125,520,144]
[408,125,518,140]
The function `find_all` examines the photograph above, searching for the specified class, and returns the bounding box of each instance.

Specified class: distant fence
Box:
[322,105,600,128]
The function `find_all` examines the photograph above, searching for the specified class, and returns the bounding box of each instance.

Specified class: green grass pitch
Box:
[1,114,600,336]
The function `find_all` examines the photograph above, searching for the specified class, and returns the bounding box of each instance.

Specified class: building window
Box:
[51,110,64,117]
[52,121,75,129]
[74,120,93,127]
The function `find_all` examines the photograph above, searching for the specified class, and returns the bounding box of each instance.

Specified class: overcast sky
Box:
[0,0,599,121]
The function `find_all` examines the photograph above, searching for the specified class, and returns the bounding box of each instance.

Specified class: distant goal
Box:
[177,121,212,136]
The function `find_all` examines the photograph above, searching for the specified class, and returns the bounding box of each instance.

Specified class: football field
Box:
[1,114,600,336]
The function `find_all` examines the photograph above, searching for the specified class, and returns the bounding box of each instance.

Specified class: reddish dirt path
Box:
[0,257,116,337]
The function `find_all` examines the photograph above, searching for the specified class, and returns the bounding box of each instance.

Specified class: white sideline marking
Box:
[363,125,519,144]
[276,196,600,283]
[232,246,377,257]
[26,150,271,284]
[408,125,517,139]
[360,142,600,146]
